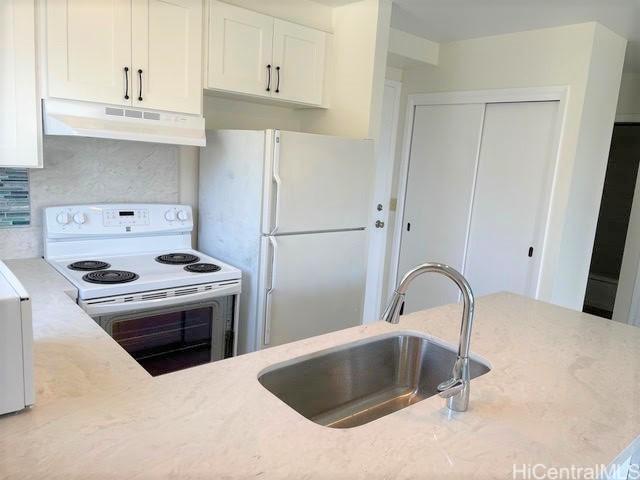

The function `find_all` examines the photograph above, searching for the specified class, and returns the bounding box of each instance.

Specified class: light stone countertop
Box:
[1,258,639,479]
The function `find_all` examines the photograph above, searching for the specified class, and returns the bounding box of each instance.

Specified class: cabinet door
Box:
[397,104,486,313]
[1,0,41,168]
[464,101,559,299]
[207,1,273,97]
[272,19,326,105]
[46,0,132,105]
[132,0,203,114]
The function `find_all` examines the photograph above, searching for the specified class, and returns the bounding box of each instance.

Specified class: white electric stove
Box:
[43,203,242,376]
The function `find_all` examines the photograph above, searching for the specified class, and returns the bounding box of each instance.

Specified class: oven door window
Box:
[107,302,227,376]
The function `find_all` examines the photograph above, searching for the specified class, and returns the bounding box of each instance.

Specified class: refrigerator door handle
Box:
[270,132,282,235]
[263,236,278,346]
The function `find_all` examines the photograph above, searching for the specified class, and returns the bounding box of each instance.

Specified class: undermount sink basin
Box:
[258,333,491,429]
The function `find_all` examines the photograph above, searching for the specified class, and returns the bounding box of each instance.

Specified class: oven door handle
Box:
[81,282,241,316]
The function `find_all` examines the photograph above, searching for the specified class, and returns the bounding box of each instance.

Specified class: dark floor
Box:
[583,305,613,319]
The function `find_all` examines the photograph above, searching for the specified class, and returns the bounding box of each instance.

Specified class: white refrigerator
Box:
[199,129,374,353]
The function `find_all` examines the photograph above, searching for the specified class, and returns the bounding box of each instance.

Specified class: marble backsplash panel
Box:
[0,136,179,259]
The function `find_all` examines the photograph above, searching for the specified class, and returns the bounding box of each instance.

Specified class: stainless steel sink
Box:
[258,333,491,429]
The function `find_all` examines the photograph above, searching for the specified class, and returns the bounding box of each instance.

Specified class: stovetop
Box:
[48,249,241,300]
[43,204,242,300]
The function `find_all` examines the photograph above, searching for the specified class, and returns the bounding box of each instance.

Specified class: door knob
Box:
[375,220,385,228]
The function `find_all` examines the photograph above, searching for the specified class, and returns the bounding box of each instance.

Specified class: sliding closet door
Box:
[398,104,485,313]
[464,101,559,298]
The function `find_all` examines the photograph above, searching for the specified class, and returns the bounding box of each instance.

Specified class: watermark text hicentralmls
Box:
[512,463,639,479]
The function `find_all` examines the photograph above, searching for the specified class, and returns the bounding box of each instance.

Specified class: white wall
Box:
[203,95,302,131]
[387,28,439,68]
[390,22,626,310]
[551,24,627,308]
[386,66,403,82]
[298,0,392,139]
[617,73,640,117]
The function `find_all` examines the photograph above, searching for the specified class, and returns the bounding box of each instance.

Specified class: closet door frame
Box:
[389,86,568,302]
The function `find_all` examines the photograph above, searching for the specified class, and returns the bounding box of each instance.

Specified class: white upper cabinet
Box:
[45,0,203,114]
[46,0,132,106]
[272,19,326,105]
[206,1,328,107]
[207,1,274,97]
[132,0,203,114]
[1,0,42,168]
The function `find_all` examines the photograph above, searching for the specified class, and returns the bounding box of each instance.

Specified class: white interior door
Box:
[262,230,368,348]
[264,131,374,234]
[272,19,326,105]
[132,0,202,114]
[363,80,401,323]
[46,0,132,105]
[464,101,559,298]
[207,1,274,97]
[397,104,485,313]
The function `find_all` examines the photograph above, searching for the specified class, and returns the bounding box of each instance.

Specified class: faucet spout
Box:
[381,262,475,412]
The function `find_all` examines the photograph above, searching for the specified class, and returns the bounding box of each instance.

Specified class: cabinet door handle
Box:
[123,67,130,100]
[137,69,143,101]
[266,64,271,92]
[275,66,280,93]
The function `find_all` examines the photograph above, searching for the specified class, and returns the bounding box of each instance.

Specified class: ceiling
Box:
[391,0,640,72]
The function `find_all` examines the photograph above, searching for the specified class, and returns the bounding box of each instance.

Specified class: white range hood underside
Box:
[43,99,206,147]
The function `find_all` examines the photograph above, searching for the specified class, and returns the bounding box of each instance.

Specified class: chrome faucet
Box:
[381,262,475,412]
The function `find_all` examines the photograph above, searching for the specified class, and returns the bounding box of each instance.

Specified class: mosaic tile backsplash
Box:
[0,168,30,227]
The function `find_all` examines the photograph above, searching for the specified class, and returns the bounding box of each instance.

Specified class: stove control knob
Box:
[164,210,177,222]
[56,212,70,225]
[73,212,86,225]
[177,210,188,221]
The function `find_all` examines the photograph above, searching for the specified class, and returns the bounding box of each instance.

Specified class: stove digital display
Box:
[119,211,135,216]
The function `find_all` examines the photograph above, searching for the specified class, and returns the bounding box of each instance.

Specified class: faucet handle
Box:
[437,377,464,399]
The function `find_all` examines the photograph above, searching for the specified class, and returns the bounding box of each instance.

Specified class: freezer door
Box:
[260,230,367,347]
[262,130,374,234]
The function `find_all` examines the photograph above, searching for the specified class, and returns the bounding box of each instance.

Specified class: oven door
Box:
[94,297,234,376]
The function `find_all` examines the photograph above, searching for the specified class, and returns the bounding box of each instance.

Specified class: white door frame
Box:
[389,86,569,299]
[363,79,402,323]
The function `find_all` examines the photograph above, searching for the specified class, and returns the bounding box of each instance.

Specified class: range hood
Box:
[43,99,206,147]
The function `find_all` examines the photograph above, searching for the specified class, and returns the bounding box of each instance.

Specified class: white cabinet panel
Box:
[272,19,326,105]
[464,101,559,299]
[398,104,485,313]
[207,1,274,97]
[1,0,41,168]
[46,0,132,105]
[132,0,203,114]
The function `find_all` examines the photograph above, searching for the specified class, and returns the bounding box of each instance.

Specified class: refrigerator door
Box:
[260,230,367,348]
[262,130,374,234]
